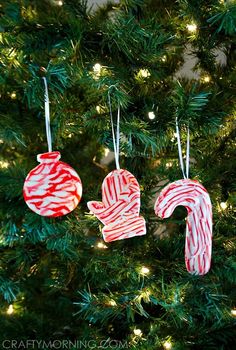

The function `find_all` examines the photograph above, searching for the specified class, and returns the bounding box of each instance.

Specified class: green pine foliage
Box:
[0,0,235,349]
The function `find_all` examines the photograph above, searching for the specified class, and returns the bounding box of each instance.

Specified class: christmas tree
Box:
[0,0,236,349]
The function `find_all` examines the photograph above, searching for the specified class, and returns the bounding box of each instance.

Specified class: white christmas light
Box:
[104,148,110,157]
[6,305,14,315]
[10,92,17,99]
[161,55,167,62]
[166,162,173,168]
[96,105,101,114]
[231,309,236,317]
[93,63,102,73]
[220,202,227,210]
[139,69,150,78]
[57,1,63,6]
[133,329,142,336]
[148,111,155,120]
[203,75,211,83]
[163,340,172,349]
[0,160,9,168]
[186,23,197,33]
[140,266,150,275]
[109,300,117,306]
[97,242,108,249]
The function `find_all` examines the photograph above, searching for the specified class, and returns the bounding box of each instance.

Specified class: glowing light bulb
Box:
[104,148,110,157]
[163,340,172,349]
[231,309,236,317]
[93,63,102,73]
[6,305,14,315]
[186,23,197,32]
[109,300,117,306]
[96,105,101,114]
[10,92,16,99]
[0,160,9,168]
[220,202,227,210]
[161,55,167,62]
[140,266,150,275]
[57,1,63,5]
[203,75,211,83]
[166,162,173,168]
[133,329,142,336]
[148,111,155,120]
[139,69,150,78]
[97,242,108,249]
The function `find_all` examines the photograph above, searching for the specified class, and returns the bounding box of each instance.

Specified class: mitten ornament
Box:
[154,179,212,275]
[23,152,82,217]
[154,119,212,275]
[87,92,146,242]
[88,169,146,242]
[23,77,82,217]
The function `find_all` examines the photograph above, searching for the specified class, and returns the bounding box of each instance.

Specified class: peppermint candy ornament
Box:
[154,119,213,275]
[88,169,146,242]
[23,77,82,217]
[23,152,82,217]
[154,179,212,275]
[87,91,146,242]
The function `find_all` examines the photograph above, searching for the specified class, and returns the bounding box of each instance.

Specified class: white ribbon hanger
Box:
[175,117,190,179]
[42,77,52,152]
[108,92,121,170]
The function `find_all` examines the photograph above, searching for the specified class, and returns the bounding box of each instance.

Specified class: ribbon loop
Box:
[108,92,120,170]
[175,117,190,179]
[42,77,52,153]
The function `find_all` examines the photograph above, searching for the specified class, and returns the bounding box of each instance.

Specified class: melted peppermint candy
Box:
[87,169,146,242]
[154,179,212,275]
[23,152,82,217]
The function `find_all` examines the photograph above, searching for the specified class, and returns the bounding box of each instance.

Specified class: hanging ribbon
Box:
[175,117,190,179]
[42,77,52,153]
[108,92,120,170]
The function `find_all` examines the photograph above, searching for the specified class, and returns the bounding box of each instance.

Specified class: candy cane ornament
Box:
[87,90,146,242]
[154,119,212,275]
[154,179,212,275]
[23,78,82,217]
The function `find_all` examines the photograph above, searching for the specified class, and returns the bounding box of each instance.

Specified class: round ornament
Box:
[23,151,82,217]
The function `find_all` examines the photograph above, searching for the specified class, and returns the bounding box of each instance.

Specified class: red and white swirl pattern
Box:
[23,152,82,217]
[154,179,212,275]
[87,169,146,242]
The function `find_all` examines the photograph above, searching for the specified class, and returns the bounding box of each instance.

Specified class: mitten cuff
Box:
[87,200,130,225]
[102,216,146,242]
